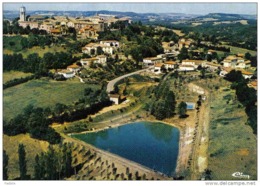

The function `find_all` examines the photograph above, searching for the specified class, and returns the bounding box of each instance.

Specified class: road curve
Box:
[106,67,153,93]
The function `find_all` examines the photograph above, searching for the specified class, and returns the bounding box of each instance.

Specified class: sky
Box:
[2,2,257,15]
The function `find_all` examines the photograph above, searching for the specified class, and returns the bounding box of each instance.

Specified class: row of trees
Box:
[3,143,73,180]
[34,144,73,180]
[3,75,35,89]
[225,70,257,134]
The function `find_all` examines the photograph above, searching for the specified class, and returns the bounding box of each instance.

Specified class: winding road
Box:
[106,67,153,93]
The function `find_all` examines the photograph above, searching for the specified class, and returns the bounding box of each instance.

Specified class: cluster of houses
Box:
[143,52,254,80]
[82,40,120,55]
[18,6,131,39]
[56,40,121,79]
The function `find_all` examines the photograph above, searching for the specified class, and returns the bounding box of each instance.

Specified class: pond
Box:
[72,121,180,176]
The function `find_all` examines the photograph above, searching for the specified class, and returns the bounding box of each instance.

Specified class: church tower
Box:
[20,6,26,21]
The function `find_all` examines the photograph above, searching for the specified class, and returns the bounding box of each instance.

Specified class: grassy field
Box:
[3,78,100,120]
[197,79,257,180]
[222,45,257,56]
[3,134,49,179]
[3,71,33,84]
[3,45,67,58]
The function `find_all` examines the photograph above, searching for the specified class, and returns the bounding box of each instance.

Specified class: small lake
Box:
[72,122,180,176]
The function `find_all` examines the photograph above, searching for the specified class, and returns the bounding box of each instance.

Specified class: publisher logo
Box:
[232,172,250,179]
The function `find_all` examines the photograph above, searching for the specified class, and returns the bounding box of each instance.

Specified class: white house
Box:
[109,94,120,105]
[178,65,195,71]
[96,55,107,65]
[164,61,177,70]
[58,70,75,78]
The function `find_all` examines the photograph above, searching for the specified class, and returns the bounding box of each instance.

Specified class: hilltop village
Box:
[3,6,257,181]
[10,7,256,102]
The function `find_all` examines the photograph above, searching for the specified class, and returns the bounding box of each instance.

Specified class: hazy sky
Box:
[3,2,257,15]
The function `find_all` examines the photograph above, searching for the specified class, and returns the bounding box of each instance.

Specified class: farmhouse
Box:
[154,63,164,74]
[164,61,177,70]
[67,64,81,73]
[109,94,120,105]
[80,55,107,67]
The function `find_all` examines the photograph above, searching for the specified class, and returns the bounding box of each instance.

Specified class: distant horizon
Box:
[3,2,257,15]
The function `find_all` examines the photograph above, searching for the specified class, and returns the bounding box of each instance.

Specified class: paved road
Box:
[106,67,153,93]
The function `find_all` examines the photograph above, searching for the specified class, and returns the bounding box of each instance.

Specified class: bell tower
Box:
[20,6,26,21]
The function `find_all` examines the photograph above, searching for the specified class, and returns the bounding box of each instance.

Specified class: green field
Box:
[223,45,257,56]
[207,85,257,180]
[3,45,67,58]
[3,78,100,120]
[3,71,33,84]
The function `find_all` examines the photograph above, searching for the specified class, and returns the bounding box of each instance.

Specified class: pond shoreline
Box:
[67,116,189,177]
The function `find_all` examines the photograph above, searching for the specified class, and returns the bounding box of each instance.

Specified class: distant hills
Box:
[3,10,256,23]
[194,13,256,21]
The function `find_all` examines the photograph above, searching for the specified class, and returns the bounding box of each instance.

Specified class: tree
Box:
[45,146,58,180]
[18,144,27,180]
[96,46,104,55]
[165,91,176,118]
[225,70,244,82]
[34,154,43,180]
[200,67,206,79]
[245,52,251,60]
[90,48,95,55]
[3,150,9,180]
[203,169,212,180]
[62,143,73,177]
[178,47,189,61]
[178,101,187,118]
